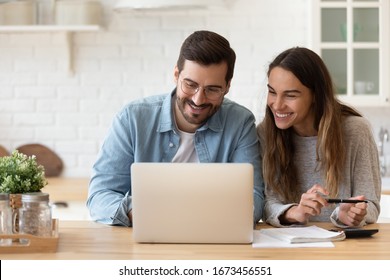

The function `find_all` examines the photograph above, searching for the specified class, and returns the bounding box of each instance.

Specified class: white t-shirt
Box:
[171,129,199,163]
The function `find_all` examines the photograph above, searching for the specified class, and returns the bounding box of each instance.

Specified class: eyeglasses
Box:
[180,79,225,101]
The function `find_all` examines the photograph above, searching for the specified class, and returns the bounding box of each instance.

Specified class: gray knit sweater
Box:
[258,116,381,228]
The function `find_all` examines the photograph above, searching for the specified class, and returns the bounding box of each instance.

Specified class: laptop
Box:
[131,162,254,244]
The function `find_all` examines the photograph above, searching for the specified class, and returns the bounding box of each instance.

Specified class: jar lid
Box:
[0,193,10,200]
[21,192,49,202]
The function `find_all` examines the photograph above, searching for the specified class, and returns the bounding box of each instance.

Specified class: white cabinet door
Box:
[311,0,389,106]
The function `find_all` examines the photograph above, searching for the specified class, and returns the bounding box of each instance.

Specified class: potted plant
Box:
[0,150,47,194]
[0,150,48,230]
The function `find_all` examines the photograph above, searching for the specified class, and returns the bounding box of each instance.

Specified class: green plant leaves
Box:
[0,150,47,194]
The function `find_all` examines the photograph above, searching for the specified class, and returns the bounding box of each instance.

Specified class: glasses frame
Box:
[179,79,226,101]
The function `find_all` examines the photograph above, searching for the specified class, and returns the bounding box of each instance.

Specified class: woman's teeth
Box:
[275,112,291,118]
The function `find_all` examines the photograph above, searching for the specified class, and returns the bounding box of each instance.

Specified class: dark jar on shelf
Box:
[18,192,52,239]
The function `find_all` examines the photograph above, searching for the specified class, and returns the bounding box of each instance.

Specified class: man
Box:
[87,30,264,226]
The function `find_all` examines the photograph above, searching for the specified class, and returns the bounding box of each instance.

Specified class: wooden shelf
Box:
[0,25,101,75]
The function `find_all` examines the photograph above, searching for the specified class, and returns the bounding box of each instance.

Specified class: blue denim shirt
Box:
[87,91,264,226]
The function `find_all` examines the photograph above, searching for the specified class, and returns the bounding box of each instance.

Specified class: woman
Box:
[258,47,381,228]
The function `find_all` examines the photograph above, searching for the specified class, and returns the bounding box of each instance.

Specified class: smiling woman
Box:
[257,47,381,228]
[266,67,316,137]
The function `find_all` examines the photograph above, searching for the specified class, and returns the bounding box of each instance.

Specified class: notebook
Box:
[131,162,254,244]
[258,225,346,244]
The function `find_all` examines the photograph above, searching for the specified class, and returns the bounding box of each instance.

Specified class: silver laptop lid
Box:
[131,163,254,244]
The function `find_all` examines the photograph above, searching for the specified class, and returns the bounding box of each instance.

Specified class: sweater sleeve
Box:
[331,116,381,227]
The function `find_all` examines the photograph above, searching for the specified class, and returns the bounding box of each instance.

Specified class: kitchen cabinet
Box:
[311,0,389,106]
[0,25,101,74]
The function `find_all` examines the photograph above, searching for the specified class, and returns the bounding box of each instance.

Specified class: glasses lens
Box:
[181,80,198,95]
[180,80,224,100]
[204,87,223,100]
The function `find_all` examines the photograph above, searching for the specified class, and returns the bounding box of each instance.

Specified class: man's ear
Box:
[174,65,179,83]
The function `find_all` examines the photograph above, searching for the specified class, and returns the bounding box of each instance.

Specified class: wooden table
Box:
[1,221,389,260]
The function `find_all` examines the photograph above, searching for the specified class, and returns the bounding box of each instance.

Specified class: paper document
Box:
[259,225,345,243]
[252,230,334,248]
[252,225,345,248]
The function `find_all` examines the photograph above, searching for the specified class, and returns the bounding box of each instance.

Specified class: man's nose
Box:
[192,87,208,104]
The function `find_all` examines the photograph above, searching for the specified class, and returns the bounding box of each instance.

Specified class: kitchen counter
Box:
[42,178,90,221]
[42,177,89,201]
[382,177,390,195]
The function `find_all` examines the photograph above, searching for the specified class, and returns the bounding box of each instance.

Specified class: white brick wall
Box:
[0,0,389,177]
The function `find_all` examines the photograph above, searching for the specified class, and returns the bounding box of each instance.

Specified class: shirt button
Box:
[169,143,174,148]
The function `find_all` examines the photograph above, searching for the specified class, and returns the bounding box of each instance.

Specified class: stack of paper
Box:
[252,225,346,248]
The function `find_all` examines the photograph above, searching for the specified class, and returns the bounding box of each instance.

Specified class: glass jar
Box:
[0,193,13,246]
[18,192,52,239]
